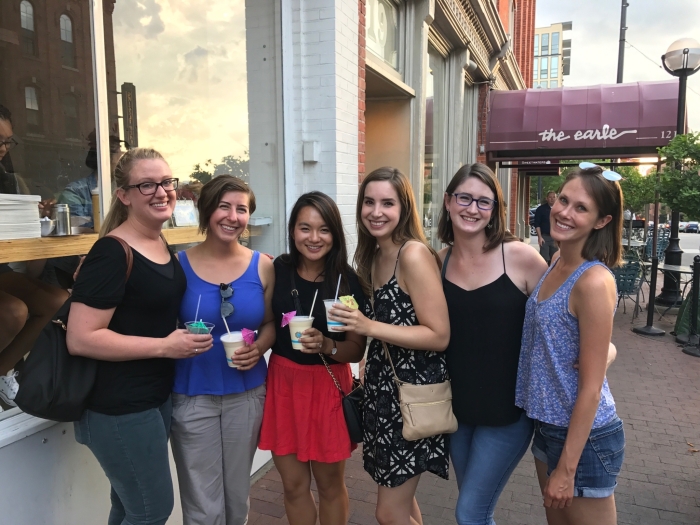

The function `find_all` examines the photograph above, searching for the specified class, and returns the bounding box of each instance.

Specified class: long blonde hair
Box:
[354,167,439,295]
[99,148,166,237]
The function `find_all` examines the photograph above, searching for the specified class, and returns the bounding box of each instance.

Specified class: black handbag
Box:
[290,268,365,443]
[15,237,133,422]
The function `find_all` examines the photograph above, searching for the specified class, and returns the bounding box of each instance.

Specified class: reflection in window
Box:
[533,58,538,80]
[424,46,446,250]
[25,87,40,131]
[550,80,558,88]
[534,34,539,56]
[63,95,79,138]
[551,56,559,78]
[20,1,36,56]
[540,57,548,79]
[60,15,76,68]
[366,0,399,70]
[552,32,560,55]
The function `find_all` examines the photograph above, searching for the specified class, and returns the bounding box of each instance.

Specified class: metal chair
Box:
[644,237,670,263]
[613,260,643,319]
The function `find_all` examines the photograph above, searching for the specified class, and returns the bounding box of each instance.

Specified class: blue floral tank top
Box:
[515,258,618,428]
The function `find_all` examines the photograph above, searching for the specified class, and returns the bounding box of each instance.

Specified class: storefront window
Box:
[1,1,99,417]
[366,0,399,70]
[423,46,446,249]
[104,0,283,253]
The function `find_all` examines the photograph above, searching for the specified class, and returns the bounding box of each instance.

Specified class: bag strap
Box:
[319,354,347,395]
[369,255,404,386]
[289,267,304,315]
[107,235,134,281]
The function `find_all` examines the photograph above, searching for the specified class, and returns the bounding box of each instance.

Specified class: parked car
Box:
[687,222,699,233]
[529,206,538,236]
[679,221,688,232]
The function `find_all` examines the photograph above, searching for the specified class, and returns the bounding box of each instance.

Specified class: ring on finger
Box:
[195,348,199,354]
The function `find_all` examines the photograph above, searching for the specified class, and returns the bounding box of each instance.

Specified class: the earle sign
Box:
[538,125,638,143]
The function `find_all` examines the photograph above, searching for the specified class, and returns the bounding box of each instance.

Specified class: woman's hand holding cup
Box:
[328,303,371,336]
[232,342,263,370]
[164,329,213,359]
[299,327,325,354]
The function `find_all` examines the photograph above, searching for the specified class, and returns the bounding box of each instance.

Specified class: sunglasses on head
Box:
[578,162,622,181]
[220,283,234,318]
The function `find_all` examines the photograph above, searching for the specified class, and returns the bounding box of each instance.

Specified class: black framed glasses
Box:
[123,178,179,195]
[220,283,234,318]
[578,162,622,181]
[0,137,18,151]
[448,192,496,211]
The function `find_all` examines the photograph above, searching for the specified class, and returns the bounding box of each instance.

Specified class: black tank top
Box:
[442,243,528,426]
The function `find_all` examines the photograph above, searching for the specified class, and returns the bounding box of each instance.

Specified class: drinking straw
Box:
[193,294,201,323]
[222,314,231,335]
[309,289,319,317]
[334,275,342,302]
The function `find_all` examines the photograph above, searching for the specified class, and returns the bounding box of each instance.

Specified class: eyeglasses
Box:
[220,283,234,318]
[578,162,622,181]
[0,137,18,150]
[123,178,179,195]
[448,192,497,211]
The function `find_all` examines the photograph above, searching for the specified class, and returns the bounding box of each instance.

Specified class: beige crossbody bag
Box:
[370,257,457,441]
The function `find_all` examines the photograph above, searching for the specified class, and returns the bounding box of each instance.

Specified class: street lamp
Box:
[656,38,700,307]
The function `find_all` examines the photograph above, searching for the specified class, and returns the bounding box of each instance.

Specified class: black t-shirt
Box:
[71,236,186,415]
[533,204,552,236]
[271,257,366,365]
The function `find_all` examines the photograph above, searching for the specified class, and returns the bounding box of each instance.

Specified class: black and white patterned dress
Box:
[363,273,450,487]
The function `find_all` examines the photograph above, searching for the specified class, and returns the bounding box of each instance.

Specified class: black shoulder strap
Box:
[441,247,453,280]
[289,267,304,315]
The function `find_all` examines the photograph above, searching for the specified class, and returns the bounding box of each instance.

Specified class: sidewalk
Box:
[248,300,700,524]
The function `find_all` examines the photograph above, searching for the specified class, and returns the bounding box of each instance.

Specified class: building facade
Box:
[533,21,571,89]
[0,1,533,522]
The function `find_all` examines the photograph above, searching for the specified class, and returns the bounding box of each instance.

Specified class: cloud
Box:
[180,46,209,83]
[114,0,165,39]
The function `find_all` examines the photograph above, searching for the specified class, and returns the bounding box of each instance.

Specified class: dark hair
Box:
[355,167,439,295]
[560,167,623,267]
[197,175,256,234]
[282,191,353,299]
[438,163,517,251]
[0,105,12,125]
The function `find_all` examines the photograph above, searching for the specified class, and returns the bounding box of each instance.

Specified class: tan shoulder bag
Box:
[370,256,457,441]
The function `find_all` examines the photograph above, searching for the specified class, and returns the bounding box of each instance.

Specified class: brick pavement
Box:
[248,293,700,524]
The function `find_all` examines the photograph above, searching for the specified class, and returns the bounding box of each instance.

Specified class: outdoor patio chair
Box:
[613,259,643,320]
[644,237,670,263]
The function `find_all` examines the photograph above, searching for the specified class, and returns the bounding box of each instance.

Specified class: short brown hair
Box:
[438,163,517,251]
[561,167,623,268]
[197,175,256,234]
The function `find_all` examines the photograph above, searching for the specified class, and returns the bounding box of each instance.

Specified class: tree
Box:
[190,159,214,184]
[658,132,700,220]
[618,167,655,214]
[214,152,249,182]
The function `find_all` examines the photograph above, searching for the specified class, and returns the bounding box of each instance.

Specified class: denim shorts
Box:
[531,416,625,498]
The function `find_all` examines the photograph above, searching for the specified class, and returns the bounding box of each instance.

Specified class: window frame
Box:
[534,34,539,56]
[541,33,549,55]
[24,85,41,132]
[540,56,548,79]
[20,0,37,56]
[551,32,560,55]
[533,57,538,80]
[550,56,559,78]
[60,14,76,68]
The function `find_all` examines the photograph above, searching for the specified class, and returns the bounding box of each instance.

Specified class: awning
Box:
[486,80,679,161]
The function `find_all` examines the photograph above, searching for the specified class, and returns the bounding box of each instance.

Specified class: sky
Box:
[112,0,250,178]
[536,0,700,132]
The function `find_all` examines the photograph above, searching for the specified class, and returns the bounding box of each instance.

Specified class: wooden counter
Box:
[0,227,205,264]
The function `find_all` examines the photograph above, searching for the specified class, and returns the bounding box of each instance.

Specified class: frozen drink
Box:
[289,316,314,350]
[221,331,244,368]
[323,300,345,332]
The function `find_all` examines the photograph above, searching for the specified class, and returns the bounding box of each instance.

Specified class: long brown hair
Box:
[561,167,623,268]
[354,167,439,295]
[281,191,353,299]
[100,148,167,237]
[438,163,517,251]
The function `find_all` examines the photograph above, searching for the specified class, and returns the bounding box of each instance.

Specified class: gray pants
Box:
[540,233,559,263]
[171,385,266,525]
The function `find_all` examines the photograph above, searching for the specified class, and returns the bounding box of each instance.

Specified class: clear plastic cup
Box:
[185,321,215,335]
[221,332,244,368]
[288,316,314,350]
[323,299,345,332]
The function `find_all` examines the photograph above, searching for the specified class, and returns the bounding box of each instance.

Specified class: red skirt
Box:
[259,353,357,463]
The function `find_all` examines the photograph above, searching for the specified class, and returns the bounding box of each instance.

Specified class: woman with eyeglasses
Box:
[516,164,625,525]
[170,175,275,525]
[258,191,366,525]
[67,148,214,525]
[436,163,547,525]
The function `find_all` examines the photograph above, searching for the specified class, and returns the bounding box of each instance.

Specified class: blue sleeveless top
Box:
[515,258,617,428]
[173,250,267,396]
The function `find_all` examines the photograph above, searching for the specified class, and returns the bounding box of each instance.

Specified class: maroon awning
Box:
[486,80,679,161]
